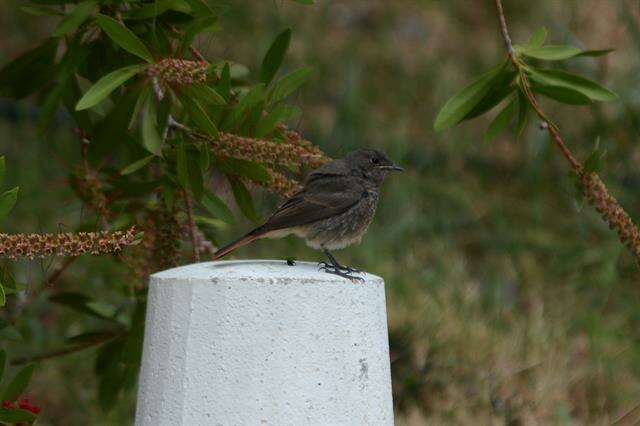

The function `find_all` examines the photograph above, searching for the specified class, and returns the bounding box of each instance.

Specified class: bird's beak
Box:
[379,163,404,172]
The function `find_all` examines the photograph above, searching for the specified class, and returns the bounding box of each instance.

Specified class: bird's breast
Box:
[303,191,379,250]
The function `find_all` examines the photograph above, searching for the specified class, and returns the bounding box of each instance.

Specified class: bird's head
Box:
[346,149,403,186]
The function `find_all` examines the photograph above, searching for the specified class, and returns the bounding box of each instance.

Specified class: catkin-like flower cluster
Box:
[581,171,640,264]
[262,168,303,197]
[0,227,137,260]
[149,58,208,85]
[212,132,329,169]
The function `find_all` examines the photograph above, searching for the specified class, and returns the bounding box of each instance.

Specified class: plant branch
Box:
[183,190,200,262]
[11,333,119,366]
[494,0,640,265]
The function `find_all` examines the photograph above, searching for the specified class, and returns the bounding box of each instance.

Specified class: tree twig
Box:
[183,190,200,262]
[493,0,640,265]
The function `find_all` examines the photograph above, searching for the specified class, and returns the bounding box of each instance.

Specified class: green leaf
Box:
[201,191,235,224]
[121,155,155,175]
[227,84,265,129]
[577,48,615,57]
[229,178,257,222]
[20,5,64,16]
[187,148,204,201]
[521,44,582,60]
[528,68,618,102]
[181,96,219,137]
[49,292,120,323]
[194,215,226,228]
[0,284,5,307]
[0,187,19,220]
[67,331,117,345]
[584,138,607,174]
[76,64,147,110]
[0,408,37,423]
[2,364,36,401]
[515,91,529,140]
[260,28,292,85]
[216,158,271,183]
[176,139,189,189]
[0,156,5,187]
[268,68,312,104]
[141,100,164,156]
[181,83,226,106]
[96,14,154,63]
[463,70,516,120]
[37,84,64,135]
[484,97,517,144]
[526,27,547,49]
[0,350,5,383]
[0,39,58,100]
[255,104,301,137]
[434,62,509,131]
[531,83,591,105]
[125,0,189,20]
[52,0,97,37]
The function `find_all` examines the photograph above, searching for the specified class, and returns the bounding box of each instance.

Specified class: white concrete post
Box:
[135,260,394,426]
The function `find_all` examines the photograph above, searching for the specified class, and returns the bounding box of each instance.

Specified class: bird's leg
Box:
[322,249,360,273]
[319,249,363,281]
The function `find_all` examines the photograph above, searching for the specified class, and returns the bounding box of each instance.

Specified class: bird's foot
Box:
[318,261,360,274]
[318,263,364,282]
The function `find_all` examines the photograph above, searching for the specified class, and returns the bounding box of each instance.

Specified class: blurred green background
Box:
[2,0,640,424]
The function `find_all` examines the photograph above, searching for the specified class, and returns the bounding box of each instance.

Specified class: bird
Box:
[212,149,403,280]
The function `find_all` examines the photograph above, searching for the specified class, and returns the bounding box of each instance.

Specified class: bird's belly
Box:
[303,194,378,250]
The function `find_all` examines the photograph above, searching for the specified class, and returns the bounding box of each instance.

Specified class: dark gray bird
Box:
[212,149,403,280]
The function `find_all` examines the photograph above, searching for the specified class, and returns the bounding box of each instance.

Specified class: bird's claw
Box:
[318,262,364,283]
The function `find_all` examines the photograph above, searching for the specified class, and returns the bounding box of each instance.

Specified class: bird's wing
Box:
[262,175,364,232]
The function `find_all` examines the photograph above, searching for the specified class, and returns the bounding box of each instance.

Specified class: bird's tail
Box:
[212,226,266,260]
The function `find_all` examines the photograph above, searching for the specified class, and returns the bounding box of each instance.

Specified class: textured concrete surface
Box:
[135,260,394,426]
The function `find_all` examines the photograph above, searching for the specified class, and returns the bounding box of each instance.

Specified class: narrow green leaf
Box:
[0,156,5,188]
[20,5,64,16]
[526,27,547,49]
[201,191,235,223]
[183,0,215,16]
[187,148,204,201]
[37,84,63,135]
[176,139,189,189]
[52,0,97,37]
[229,178,257,222]
[268,68,312,104]
[2,364,36,401]
[181,83,226,105]
[0,39,58,100]
[577,48,615,57]
[125,0,188,20]
[76,64,147,110]
[528,68,618,102]
[0,284,5,307]
[515,91,529,140]
[141,100,164,156]
[96,14,154,63]
[227,84,265,129]
[260,28,292,85]
[217,158,271,183]
[181,96,219,137]
[0,187,19,220]
[255,104,301,137]
[0,350,6,383]
[0,408,37,423]
[49,292,120,323]
[121,155,155,175]
[484,97,517,144]
[194,215,226,228]
[434,63,508,131]
[531,83,591,105]
[463,69,516,120]
[522,44,582,60]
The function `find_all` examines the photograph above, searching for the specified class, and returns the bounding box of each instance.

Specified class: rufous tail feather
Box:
[212,227,265,260]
